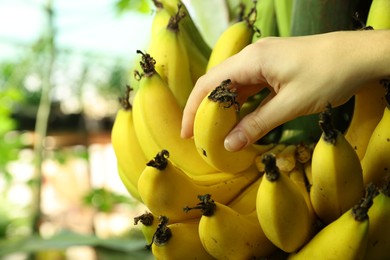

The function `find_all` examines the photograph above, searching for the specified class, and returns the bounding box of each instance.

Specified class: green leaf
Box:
[0,230,152,258]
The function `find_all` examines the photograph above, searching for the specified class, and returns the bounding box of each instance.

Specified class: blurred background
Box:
[0,0,230,259]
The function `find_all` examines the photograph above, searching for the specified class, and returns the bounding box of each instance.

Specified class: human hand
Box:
[181,30,390,151]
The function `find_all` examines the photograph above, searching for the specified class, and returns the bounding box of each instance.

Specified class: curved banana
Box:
[160,0,211,58]
[193,80,261,173]
[361,83,390,187]
[147,4,194,109]
[206,5,258,71]
[186,192,277,259]
[344,0,390,160]
[132,51,217,175]
[137,150,260,223]
[310,104,364,224]
[117,165,142,202]
[111,86,148,201]
[256,153,314,253]
[288,163,318,227]
[365,178,390,260]
[134,211,159,245]
[151,216,214,260]
[288,186,376,260]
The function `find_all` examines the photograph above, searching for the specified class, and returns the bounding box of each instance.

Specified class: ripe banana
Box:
[186,192,277,259]
[132,51,217,175]
[137,150,260,223]
[288,186,376,260]
[206,6,258,71]
[193,80,261,173]
[256,153,313,253]
[345,0,390,160]
[365,177,390,260]
[111,86,148,201]
[310,104,364,224]
[288,163,317,227]
[117,165,142,202]
[147,4,194,109]
[134,211,159,245]
[150,216,215,260]
[361,82,390,186]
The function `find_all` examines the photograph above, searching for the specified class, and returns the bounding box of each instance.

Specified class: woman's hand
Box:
[181,30,390,151]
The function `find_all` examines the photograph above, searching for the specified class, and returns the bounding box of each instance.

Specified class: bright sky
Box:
[0,0,153,61]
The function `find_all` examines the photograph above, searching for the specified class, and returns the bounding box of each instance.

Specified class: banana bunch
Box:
[110,0,390,258]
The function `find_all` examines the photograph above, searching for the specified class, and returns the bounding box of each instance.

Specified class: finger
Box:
[181,46,268,139]
[224,88,303,151]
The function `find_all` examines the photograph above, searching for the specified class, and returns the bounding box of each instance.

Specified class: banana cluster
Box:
[111,0,390,259]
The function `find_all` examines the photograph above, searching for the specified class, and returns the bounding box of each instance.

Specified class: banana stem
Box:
[352,183,378,222]
[183,194,216,216]
[167,3,186,32]
[209,79,240,111]
[319,103,338,144]
[118,85,132,110]
[148,215,171,248]
[134,212,154,226]
[136,50,156,77]
[262,153,280,182]
[146,150,170,170]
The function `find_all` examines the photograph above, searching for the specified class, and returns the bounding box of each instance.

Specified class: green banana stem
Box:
[274,0,293,37]
[291,0,359,35]
[318,103,338,144]
[253,0,278,41]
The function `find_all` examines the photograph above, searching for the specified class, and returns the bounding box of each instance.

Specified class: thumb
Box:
[224,92,300,151]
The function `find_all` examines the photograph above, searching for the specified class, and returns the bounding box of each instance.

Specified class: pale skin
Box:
[181,30,390,152]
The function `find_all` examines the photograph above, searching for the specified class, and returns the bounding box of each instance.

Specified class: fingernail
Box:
[224,130,248,152]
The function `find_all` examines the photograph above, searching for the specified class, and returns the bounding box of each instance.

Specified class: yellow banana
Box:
[365,178,390,260]
[344,0,390,160]
[186,191,277,259]
[147,4,194,109]
[117,165,142,202]
[151,0,209,84]
[288,163,318,227]
[361,83,390,187]
[151,216,214,260]
[310,104,364,224]
[132,51,217,175]
[303,160,313,187]
[159,0,211,58]
[256,153,313,253]
[288,186,376,260]
[193,80,261,173]
[134,211,159,245]
[206,6,258,71]
[111,86,148,201]
[137,150,260,223]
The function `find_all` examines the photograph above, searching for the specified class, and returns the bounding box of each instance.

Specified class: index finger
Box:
[181,45,268,139]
